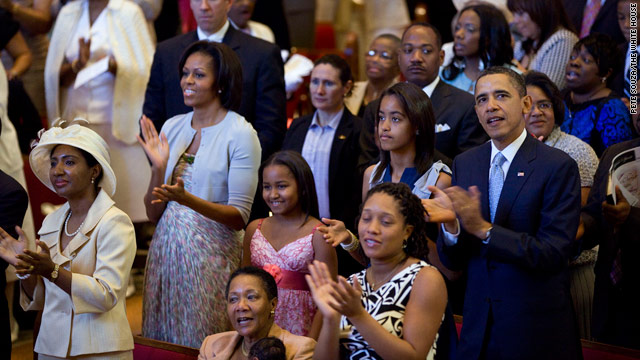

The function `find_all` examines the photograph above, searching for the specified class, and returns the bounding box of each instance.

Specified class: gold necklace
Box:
[241,339,250,357]
[369,257,406,290]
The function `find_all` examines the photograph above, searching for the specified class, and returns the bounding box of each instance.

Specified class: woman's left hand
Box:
[152,177,188,205]
[16,240,56,279]
[330,275,366,319]
[0,226,30,267]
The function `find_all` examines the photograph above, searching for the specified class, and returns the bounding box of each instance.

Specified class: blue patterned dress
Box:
[142,153,242,348]
[560,93,633,157]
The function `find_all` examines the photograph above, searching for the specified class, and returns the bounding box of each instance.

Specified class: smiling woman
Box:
[198,267,316,360]
[139,41,261,347]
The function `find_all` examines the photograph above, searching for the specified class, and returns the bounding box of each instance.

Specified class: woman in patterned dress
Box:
[242,151,337,337]
[307,183,447,360]
[138,41,261,347]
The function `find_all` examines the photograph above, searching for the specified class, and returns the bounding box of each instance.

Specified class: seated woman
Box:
[199,266,316,360]
[344,34,401,117]
[0,123,136,359]
[508,0,578,89]
[441,3,514,94]
[560,34,634,157]
[307,182,447,360]
[524,71,599,339]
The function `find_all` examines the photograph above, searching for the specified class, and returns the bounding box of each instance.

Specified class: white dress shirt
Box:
[197,20,230,42]
[421,76,440,98]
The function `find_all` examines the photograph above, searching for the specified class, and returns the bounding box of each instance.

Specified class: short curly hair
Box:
[359,182,430,261]
[225,266,278,301]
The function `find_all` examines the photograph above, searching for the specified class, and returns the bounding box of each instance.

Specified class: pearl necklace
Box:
[64,210,84,237]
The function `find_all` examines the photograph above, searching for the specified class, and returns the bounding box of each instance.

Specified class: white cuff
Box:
[441,219,460,246]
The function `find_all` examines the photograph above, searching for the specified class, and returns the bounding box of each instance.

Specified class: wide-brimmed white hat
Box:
[29,121,116,197]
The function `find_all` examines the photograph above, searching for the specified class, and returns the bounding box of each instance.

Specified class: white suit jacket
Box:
[44,0,154,144]
[21,189,136,357]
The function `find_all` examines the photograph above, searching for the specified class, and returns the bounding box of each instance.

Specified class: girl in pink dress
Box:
[243,150,338,337]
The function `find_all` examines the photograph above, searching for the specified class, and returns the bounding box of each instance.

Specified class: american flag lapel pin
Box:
[517,171,525,177]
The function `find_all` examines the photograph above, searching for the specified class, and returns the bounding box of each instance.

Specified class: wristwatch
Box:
[50,264,60,282]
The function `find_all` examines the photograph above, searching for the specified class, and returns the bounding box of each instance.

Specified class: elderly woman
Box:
[560,34,634,157]
[199,266,316,360]
[0,123,136,359]
[282,54,363,277]
[44,0,154,225]
[139,41,261,347]
[524,71,599,339]
[344,34,401,117]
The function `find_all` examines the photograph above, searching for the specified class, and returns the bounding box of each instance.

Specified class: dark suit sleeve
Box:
[455,104,487,155]
[580,144,613,250]
[142,47,167,131]
[0,177,28,241]
[253,44,286,158]
[487,157,581,272]
[357,100,378,172]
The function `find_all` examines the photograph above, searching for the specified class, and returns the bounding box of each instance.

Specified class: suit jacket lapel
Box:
[222,26,242,51]
[430,81,450,121]
[477,143,492,222]
[328,110,354,194]
[494,136,536,225]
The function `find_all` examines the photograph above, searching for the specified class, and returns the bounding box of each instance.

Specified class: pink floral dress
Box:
[250,219,319,336]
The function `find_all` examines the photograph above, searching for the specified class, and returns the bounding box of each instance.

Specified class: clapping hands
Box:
[306,260,365,320]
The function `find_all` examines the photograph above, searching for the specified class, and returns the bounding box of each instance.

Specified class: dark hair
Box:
[507,0,575,53]
[249,337,286,360]
[313,54,354,86]
[477,66,526,98]
[375,33,401,48]
[50,145,104,188]
[572,33,622,78]
[359,183,430,261]
[442,4,513,81]
[259,150,319,223]
[373,82,436,183]
[402,22,443,49]
[178,41,243,111]
[225,266,278,301]
[524,71,565,124]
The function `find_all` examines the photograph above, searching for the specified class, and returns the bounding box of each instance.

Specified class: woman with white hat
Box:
[0,122,136,359]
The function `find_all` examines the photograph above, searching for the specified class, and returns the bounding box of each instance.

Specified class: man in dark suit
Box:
[359,23,487,168]
[563,0,626,45]
[0,119,29,359]
[426,67,582,359]
[143,0,286,159]
[581,137,640,350]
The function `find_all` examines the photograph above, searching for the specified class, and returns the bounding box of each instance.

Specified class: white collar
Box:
[311,107,344,129]
[197,20,230,43]
[490,128,528,164]
[421,76,440,97]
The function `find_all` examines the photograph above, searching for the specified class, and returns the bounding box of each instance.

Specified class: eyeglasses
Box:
[366,49,394,61]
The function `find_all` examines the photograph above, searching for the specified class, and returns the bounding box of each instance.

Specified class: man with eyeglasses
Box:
[359,22,488,169]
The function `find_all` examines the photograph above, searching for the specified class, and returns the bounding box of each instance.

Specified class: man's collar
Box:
[421,76,440,98]
[490,128,527,164]
[197,20,230,42]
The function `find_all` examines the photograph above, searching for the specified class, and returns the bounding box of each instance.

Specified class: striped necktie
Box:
[580,0,602,38]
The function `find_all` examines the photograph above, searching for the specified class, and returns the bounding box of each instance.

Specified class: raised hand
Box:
[423,186,457,223]
[306,260,341,320]
[152,177,187,204]
[137,115,170,170]
[330,276,365,319]
[0,226,29,267]
[76,37,91,71]
[445,186,491,239]
[16,240,56,279]
[318,218,351,247]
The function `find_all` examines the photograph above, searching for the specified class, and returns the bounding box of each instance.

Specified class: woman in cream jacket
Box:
[0,123,136,359]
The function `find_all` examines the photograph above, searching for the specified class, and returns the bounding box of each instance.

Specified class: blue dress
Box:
[560,93,633,157]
